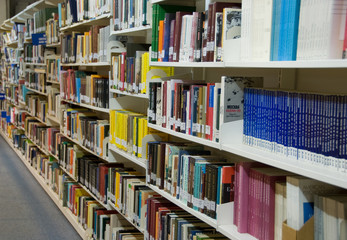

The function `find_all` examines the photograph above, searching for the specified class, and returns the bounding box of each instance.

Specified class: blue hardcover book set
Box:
[243,88,346,171]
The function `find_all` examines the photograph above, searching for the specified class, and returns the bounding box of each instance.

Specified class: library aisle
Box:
[0,136,81,240]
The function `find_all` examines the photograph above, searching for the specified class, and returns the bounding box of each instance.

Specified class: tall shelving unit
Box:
[0,0,346,240]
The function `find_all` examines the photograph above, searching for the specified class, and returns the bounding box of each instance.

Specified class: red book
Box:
[343,9,347,59]
[173,12,191,62]
[98,163,124,203]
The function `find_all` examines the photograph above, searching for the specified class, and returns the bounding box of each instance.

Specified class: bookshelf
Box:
[1,0,347,239]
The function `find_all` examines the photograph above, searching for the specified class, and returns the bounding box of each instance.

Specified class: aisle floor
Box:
[0,136,82,240]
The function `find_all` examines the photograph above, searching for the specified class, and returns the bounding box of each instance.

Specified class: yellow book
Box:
[110,110,115,145]
[141,52,149,94]
[87,202,98,229]
[137,117,145,158]
[123,112,128,151]
[132,116,138,156]
[115,111,121,149]
[74,188,88,216]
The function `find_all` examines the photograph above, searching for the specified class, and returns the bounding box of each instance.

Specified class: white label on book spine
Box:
[173,53,177,61]
[169,47,173,56]
[196,124,201,133]
[122,139,127,148]
[138,147,142,154]
[210,201,216,211]
[205,125,211,135]
[139,83,142,91]
[203,47,207,57]
[181,123,186,131]
[116,137,121,145]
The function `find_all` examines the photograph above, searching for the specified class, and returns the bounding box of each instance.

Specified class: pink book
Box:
[252,168,289,240]
[233,163,239,226]
[189,12,199,62]
[169,20,176,62]
[237,162,266,233]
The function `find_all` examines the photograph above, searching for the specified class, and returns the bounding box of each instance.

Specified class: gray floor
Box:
[0,136,82,240]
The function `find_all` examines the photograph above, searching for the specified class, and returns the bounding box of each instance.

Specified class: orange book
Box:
[158,20,165,62]
[69,148,73,174]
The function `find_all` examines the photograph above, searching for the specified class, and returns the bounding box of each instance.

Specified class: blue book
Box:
[58,3,62,28]
[278,0,301,60]
[163,13,176,62]
[69,0,78,23]
[76,76,81,103]
[270,0,282,61]
[176,148,209,200]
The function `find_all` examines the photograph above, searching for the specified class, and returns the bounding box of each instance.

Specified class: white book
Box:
[287,176,343,230]
[240,0,253,61]
[251,0,273,61]
[212,83,221,142]
[185,15,194,62]
[220,76,263,133]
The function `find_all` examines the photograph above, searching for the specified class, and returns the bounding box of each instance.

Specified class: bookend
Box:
[282,217,314,240]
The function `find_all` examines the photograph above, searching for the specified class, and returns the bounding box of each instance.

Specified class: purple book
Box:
[168,19,176,62]
[163,13,176,62]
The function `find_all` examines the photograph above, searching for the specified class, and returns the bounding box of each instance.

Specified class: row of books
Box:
[7,105,26,129]
[148,76,264,142]
[4,85,19,106]
[60,69,110,109]
[64,179,142,239]
[62,108,109,158]
[58,0,111,28]
[25,71,48,94]
[112,0,151,31]
[233,162,347,240]
[110,49,174,94]
[144,197,229,240]
[61,25,110,64]
[241,0,347,61]
[243,88,347,170]
[26,94,48,123]
[46,15,60,45]
[4,64,20,84]
[46,56,61,83]
[3,48,22,64]
[9,23,25,42]
[24,119,55,150]
[151,2,241,63]
[47,87,60,119]
[109,109,167,158]
[148,80,221,142]
[146,142,233,219]
[24,44,55,64]
[33,8,58,34]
